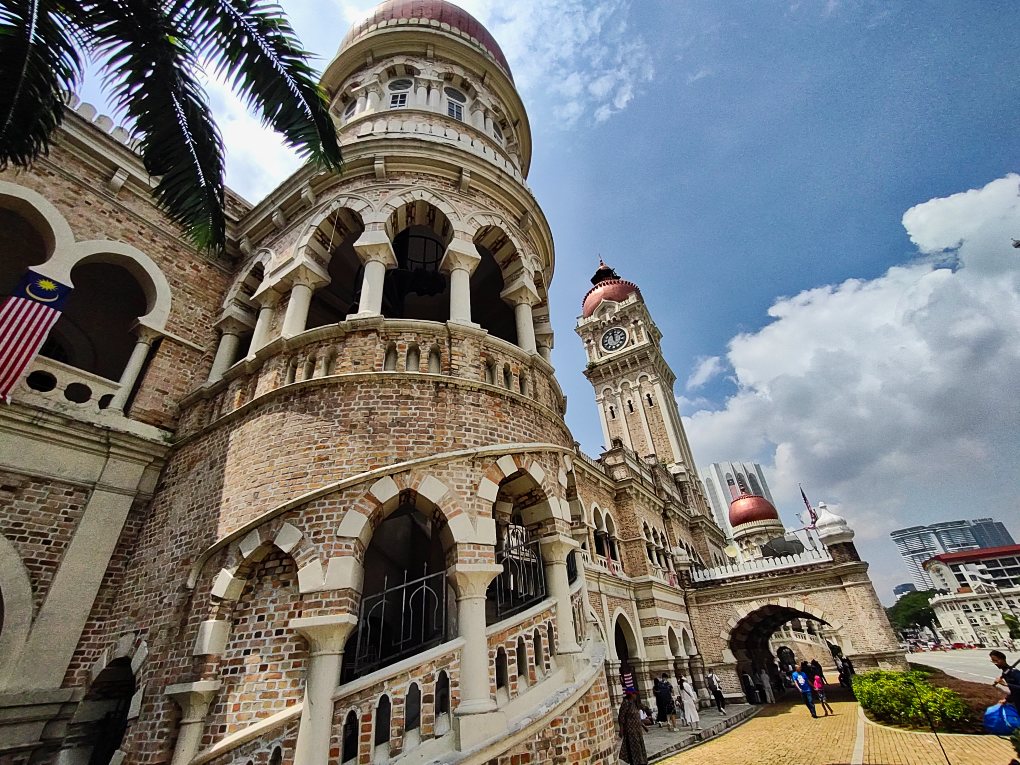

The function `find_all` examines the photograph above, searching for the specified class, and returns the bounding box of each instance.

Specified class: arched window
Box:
[428,345,441,374]
[341,710,359,763]
[609,406,616,420]
[343,99,357,121]
[374,695,391,756]
[646,393,654,407]
[388,78,413,109]
[384,342,398,371]
[518,373,527,396]
[268,747,282,765]
[405,343,420,372]
[547,622,556,658]
[627,400,634,413]
[495,647,509,704]
[502,364,512,389]
[533,629,544,677]
[493,122,503,142]
[515,636,529,690]
[484,358,497,385]
[404,683,422,749]
[435,670,451,736]
[444,87,466,120]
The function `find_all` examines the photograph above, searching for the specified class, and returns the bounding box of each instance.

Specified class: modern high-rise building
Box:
[701,462,776,539]
[893,583,917,600]
[890,518,1016,589]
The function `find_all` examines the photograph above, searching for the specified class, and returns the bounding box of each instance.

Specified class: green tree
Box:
[886,589,938,633]
[0,0,341,251]
[1003,612,1020,640]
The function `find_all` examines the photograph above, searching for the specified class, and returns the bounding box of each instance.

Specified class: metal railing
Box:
[487,536,546,624]
[342,566,449,682]
[567,550,578,584]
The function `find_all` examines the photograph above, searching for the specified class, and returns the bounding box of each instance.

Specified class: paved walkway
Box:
[641,702,755,761]
[654,687,1016,765]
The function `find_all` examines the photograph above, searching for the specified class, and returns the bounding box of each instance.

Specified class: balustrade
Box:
[19,356,121,413]
[487,536,547,624]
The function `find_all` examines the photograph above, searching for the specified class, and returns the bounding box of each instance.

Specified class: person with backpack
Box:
[705,669,727,714]
[791,662,818,718]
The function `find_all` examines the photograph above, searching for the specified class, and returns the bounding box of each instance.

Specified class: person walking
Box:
[792,662,819,718]
[991,650,1020,711]
[678,675,701,731]
[653,673,679,731]
[757,666,775,703]
[810,659,828,685]
[812,673,834,716]
[705,669,727,714]
[618,691,649,765]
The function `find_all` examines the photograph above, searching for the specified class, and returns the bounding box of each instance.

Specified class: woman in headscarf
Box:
[653,673,679,731]
[677,675,701,731]
[618,690,649,764]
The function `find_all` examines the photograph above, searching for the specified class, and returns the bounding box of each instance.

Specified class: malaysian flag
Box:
[799,484,818,525]
[0,270,72,402]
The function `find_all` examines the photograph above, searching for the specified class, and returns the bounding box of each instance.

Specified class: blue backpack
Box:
[983,703,1020,735]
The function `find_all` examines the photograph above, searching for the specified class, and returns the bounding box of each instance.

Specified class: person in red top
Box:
[812,673,834,716]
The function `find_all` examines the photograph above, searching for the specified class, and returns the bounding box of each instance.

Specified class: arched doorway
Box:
[342,490,454,682]
[83,658,135,765]
[728,603,832,681]
[614,613,640,692]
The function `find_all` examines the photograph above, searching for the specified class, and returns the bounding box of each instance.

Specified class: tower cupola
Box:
[581,260,640,318]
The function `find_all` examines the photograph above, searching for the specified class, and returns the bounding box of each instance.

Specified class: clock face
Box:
[601,327,628,352]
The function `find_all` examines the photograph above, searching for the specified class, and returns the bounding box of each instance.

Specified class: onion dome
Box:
[728,494,781,527]
[814,502,855,544]
[339,0,513,80]
[581,260,640,318]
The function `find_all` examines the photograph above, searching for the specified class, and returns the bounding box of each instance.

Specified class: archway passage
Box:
[307,207,365,328]
[342,491,453,682]
[729,604,831,683]
[84,658,135,765]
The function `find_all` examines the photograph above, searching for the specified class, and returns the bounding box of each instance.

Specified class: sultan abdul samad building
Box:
[0,2,902,763]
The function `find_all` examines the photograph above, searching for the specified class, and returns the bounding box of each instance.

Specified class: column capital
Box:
[251,285,282,308]
[290,613,358,656]
[215,310,255,336]
[131,321,163,344]
[447,563,502,599]
[500,273,539,306]
[439,238,481,275]
[165,680,221,723]
[539,533,579,564]
[353,230,398,268]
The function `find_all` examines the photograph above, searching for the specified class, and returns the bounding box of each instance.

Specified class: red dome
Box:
[729,494,781,527]
[581,260,639,318]
[339,0,513,80]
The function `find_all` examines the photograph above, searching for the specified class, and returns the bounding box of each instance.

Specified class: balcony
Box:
[16,356,120,414]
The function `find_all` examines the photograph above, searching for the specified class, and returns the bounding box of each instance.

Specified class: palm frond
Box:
[0,0,82,168]
[86,0,226,249]
[185,0,341,170]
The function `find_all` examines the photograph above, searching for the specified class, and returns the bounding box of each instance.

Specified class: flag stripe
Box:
[0,295,62,401]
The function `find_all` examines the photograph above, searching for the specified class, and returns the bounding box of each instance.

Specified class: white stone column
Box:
[351,231,397,318]
[207,316,251,384]
[248,291,280,355]
[540,534,582,655]
[448,563,504,750]
[440,239,480,325]
[534,318,554,363]
[166,680,221,765]
[282,280,313,337]
[501,275,539,353]
[448,563,502,714]
[109,325,158,412]
[291,614,358,765]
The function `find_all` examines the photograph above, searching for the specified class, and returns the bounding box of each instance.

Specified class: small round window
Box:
[343,100,356,119]
[389,79,413,92]
[444,87,466,103]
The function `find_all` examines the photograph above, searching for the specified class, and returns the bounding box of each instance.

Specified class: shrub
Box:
[853,670,972,732]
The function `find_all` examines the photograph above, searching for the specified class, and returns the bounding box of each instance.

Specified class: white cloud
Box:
[686,67,713,85]
[684,175,1020,600]
[686,355,725,390]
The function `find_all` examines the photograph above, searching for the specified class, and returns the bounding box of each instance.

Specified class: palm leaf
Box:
[185,0,341,170]
[0,0,82,168]
[85,0,226,249]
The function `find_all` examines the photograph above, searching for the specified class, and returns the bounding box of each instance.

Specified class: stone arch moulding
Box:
[222,247,275,310]
[680,626,696,657]
[44,240,173,330]
[666,625,681,659]
[338,471,479,553]
[86,631,148,724]
[475,453,567,527]
[719,597,851,658]
[610,608,643,662]
[378,187,464,239]
[293,195,374,254]
[465,211,533,277]
[0,533,35,691]
[210,521,322,600]
[0,180,75,259]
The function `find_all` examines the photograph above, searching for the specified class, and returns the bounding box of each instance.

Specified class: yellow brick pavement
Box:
[656,688,1015,765]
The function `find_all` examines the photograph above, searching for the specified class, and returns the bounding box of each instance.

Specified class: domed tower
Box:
[729,493,787,560]
[103,4,617,765]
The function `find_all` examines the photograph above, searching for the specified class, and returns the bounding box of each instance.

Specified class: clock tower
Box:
[575,261,699,476]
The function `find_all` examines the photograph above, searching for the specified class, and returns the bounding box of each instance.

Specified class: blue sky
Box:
[79,0,1020,601]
